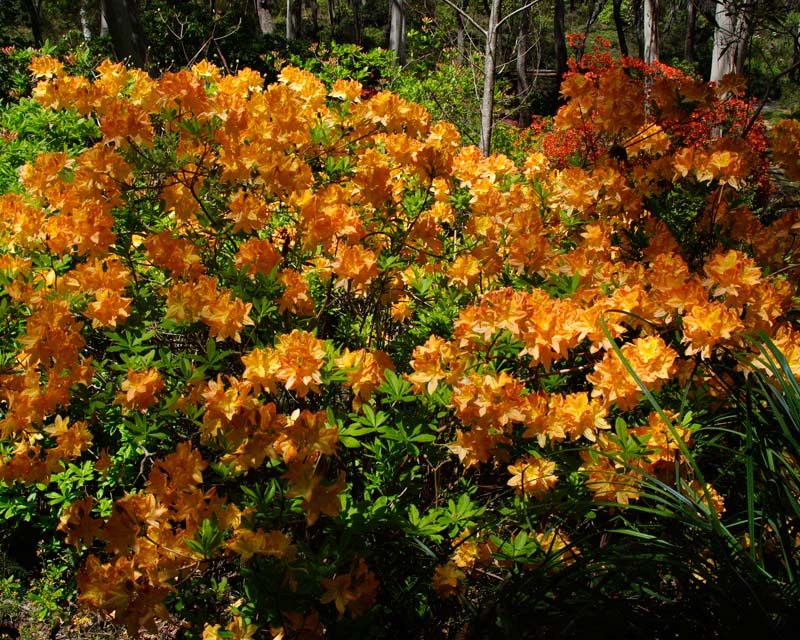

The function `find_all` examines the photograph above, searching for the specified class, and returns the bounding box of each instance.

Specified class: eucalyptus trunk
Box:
[389,0,406,65]
[255,0,276,34]
[479,0,501,155]
[102,0,148,69]
[643,0,659,63]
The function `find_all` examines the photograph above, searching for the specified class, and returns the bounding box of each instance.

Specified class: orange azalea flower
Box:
[226,189,270,234]
[507,456,558,497]
[330,243,379,293]
[58,496,101,549]
[29,55,64,79]
[45,415,93,460]
[681,301,744,359]
[687,480,726,516]
[451,529,493,570]
[447,254,482,288]
[431,561,465,599]
[145,230,204,278]
[85,288,132,329]
[452,372,528,430]
[273,330,327,397]
[226,527,296,562]
[547,392,610,443]
[63,257,131,293]
[277,270,314,315]
[587,336,678,410]
[284,462,345,525]
[241,347,279,395]
[579,441,642,505]
[702,249,763,308]
[320,557,379,619]
[201,290,254,343]
[115,368,165,412]
[335,348,394,408]
[536,529,580,567]
[234,237,282,277]
[406,335,458,394]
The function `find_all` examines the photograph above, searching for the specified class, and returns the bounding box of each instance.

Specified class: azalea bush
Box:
[0,49,798,638]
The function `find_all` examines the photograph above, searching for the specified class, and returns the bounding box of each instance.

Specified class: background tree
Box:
[101,0,146,68]
[389,0,407,65]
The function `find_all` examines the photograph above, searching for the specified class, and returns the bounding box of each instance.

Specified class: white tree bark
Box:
[710,0,748,82]
[479,0,501,156]
[389,0,406,65]
[80,0,93,41]
[643,0,659,63]
[255,0,276,34]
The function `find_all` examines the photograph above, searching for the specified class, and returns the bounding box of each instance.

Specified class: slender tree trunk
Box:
[308,0,319,39]
[286,0,301,39]
[685,0,696,63]
[613,0,629,56]
[734,1,754,75]
[102,0,148,68]
[255,0,276,34]
[351,0,362,44]
[456,0,468,65]
[100,4,109,37]
[710,0,744,81]
[80,0,93,41]
[327,0,336,33]
[479,0,501,155]
[643,0,659,63]
[22,0,43,48]
[515,5,532,128]
[389,0,407,65]
[554,0,568,85]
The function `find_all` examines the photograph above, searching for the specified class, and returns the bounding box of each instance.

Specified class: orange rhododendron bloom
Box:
[702,249,763,308]
[85,288,132,329]
[681,301,744,359]
[226,527,296,562]
[335,348,394,408]
[587,336,678,410]
[235,237,282,277]
[330,243,379,293]
[547,392,610,443]
[406,335,459,394]
[272,330,327,397]
[115,368,165,412]
[431,561,465,599]
[320,557,379,619]
[507,456,558,497]
[277,270,315,315]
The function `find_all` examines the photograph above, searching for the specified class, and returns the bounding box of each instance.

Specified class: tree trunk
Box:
[613,0,629,56]
[286,0,302,39]
[308,0,319,39]
[710,0,745,81]
[389,0,406,65]
[643,0,659,63]
[554,0,568,85]
[351,0,362,45]
[255,0,276,34]
[80,0,93,41]
[684,0,696,63]
[102,0,148,68]
[327,0,336,33]
[100,4,109,37]
[734,1,754,75]
[515,5,532,128]
[479,0,501,155]
[22,0,43,48]
[456,1,468,65]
